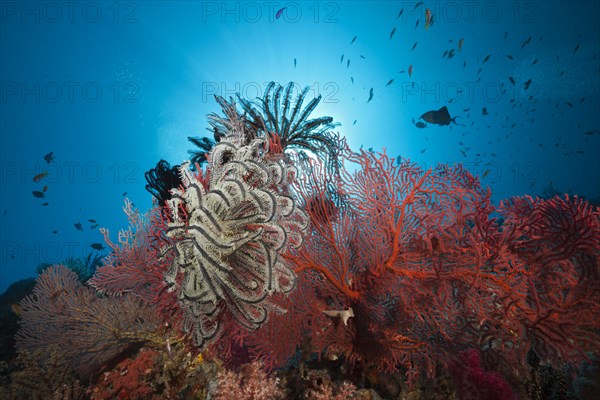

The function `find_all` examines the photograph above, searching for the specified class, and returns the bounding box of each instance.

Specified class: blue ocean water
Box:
[0,0,598,292]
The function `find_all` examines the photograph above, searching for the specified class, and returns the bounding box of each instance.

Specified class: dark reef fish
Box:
[44,151,54,163]
[390,27,396,39]
[275,7,286,19]
[415,121,427,128]
[32,191,44,198]
[74,222,83,231]
[90,243,104,251]
[367,88,374,103]
[419,106,462,126]
[351,35,357,44]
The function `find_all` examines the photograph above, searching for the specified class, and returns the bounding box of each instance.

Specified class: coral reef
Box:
[3,82,599,399]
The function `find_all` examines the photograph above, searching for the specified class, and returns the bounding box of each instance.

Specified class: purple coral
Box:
[448,349,518,400]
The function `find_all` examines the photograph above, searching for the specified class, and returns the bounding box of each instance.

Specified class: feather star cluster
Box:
[162,133,309,348]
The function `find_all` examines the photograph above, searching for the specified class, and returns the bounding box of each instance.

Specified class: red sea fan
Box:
[88,199,181,328]
[284,142,600,382]
[496,194,600,363]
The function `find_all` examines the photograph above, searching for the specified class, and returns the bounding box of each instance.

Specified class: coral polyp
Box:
[162,133,308,348]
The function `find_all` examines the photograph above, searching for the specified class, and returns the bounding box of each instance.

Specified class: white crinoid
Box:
[163,134,308,348]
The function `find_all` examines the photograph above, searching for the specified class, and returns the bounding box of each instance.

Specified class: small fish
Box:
[415,121,427,128]
[10,303,22,316]
[415,1,424,8]
[504,31,508,39]
[74,222,83,231]
[584,130,598,135]
[293,58,296,68]
[390,27,396,39]
[275,7,286,19]
[33,171,49,182]
[386,79,394,86]
[573,44,580,53]
[415,19,419,28]
[367,88,374,103]
[412,41,418,50]
[351,35,357,44]
[397,8,403,18]
[425,8,431,29]
[508,76,516,85]
[88,219,96,223]
[44,151,54,163]
[482,107,489,115]
[90,224,99,229]
[565,102,574,107]
[524,79,532,90]
[347,59,350,68]
[531,58,538,66]
[408,64,413,78]
[122,192,127,196]
[482,170,491,179]
[350,77,354,84]
[458,38,464,51]
[340,54,344,64]
[353,120,357,125]
[41,202,49,206]
[420,148,426,153]
[506,54,514,60]
[42,185,48,192]
[360,55,365,59]
[32,191,44,198]
[52,230,58,234]
[90,243,104,251]
[483,54,491,63]
[520,36,531,48]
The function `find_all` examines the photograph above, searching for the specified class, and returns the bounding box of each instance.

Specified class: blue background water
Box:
[1,1,599,292]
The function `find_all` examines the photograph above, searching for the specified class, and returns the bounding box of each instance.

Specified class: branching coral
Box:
[161,129,308,348]
[17,265,164,378]
[210,361,285,400]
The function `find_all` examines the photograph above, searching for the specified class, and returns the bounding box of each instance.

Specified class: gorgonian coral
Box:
[162,131,309,349]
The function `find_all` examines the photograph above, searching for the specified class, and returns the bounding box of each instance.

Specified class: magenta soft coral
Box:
[448,349,518,400]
